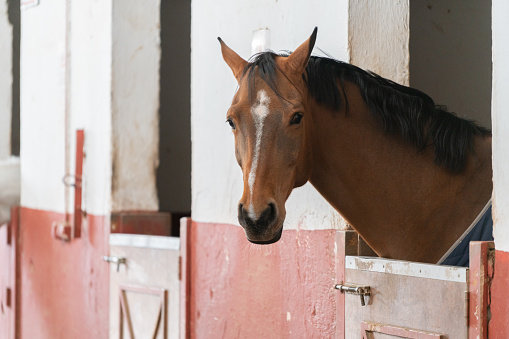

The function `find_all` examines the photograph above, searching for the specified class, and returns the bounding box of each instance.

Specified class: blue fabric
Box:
[441,205,493,267]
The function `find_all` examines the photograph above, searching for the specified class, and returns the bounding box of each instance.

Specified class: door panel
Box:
[119,285,168,339]
[108,234,180,339]
[344,256,468,338]
[18,208,109,339]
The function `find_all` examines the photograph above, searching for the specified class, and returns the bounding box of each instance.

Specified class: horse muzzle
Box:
[238,202,283,244]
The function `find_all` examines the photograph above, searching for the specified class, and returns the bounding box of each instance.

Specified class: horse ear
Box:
[218,37,248,82]
[285,27,317,74]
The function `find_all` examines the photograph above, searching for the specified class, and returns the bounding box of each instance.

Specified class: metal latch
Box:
[334,283,371,306]
[103,256,126,272]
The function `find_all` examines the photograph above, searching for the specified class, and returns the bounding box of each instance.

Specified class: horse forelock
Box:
[243,51,301,105]
[243,51,491,174]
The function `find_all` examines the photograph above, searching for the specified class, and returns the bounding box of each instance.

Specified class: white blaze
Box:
[248,90,270,219]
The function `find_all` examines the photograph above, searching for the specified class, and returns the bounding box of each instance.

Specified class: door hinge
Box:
[178,256,182,281]
[5,287,11,308]
[5,221,11,245]
[465,290,469,321]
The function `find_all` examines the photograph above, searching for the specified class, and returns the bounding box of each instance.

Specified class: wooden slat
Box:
[335,230,360,339]
[119,291,135,339]
[180,218,192,339]
[151,292,168,339]
[346,256,468,283]
[361,322,444,338]
[73,129,84,238]
[11,207,20,339]
[111,212,172,236]
[163,289,168,339]
[119,285,168,339]
[468,241,495,339]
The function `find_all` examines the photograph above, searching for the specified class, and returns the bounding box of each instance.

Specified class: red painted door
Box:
[17,208,110,339]
[3,207,178,338]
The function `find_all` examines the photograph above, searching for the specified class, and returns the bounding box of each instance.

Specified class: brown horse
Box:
[218,28,492,264]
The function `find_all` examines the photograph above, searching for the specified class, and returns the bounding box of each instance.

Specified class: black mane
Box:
[244,52,491,174]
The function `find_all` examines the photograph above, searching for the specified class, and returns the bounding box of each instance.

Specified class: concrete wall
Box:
[349,0,410,86]
[490,1,509,334]
[409,0,492,128]
[191,0,349,230]
[0,1,19,224]
[21,0,114,215]
[20,0,67,212]
[69,0,112,216]
[21,0,161,216]
[111,0,160,212]
[492,0,509,253]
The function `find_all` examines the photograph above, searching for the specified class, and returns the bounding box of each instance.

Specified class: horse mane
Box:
[243,52,491,174]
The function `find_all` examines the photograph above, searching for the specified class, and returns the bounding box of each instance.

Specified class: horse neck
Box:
[307,83,493,263]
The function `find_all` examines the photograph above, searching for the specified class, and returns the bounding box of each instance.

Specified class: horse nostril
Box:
[267,202,277,224]
[238,203,247,226]
[257,202,277,228]
[238,202,278,233]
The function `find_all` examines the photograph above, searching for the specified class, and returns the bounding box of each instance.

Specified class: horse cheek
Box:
[294,136,313,188]
[235,145,242,169]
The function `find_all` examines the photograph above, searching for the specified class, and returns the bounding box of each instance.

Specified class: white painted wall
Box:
[21,0,160,216]
[492,0,509,252]
[349,0,410,86]
[192,0,352,230]
[0,1,19,224]
[21,0,113,215]
[0,157,19,224]
[20,0,67,213]
[0,0,12,159]
[70,0,112,216]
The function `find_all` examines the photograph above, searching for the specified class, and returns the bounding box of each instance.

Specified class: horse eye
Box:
[226,118,236,130]
[290,112,303,125]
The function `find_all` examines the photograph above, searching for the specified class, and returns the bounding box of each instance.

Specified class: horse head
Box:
[219,28,318,244]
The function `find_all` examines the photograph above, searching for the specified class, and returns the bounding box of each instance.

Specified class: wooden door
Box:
[108,234,180,339]
[343,256,468,338]
[335,231,493,339]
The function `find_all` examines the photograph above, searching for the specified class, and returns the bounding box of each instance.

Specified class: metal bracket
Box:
[335,283,371,306]
[52,222,72,242]
[103,256,127,272]
[1,221,11,245]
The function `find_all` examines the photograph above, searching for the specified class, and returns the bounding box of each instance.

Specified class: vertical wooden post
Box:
[73,129,84,238]
[335,230,360,339]
[11,207,20,339]
[180,218,192,339]
[468,241,495,339]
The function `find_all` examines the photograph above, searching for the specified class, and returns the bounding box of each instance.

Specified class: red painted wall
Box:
[18,207,109,339]
[186,221,340,339]
[489,249,509,337]
[0,210,17,339]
